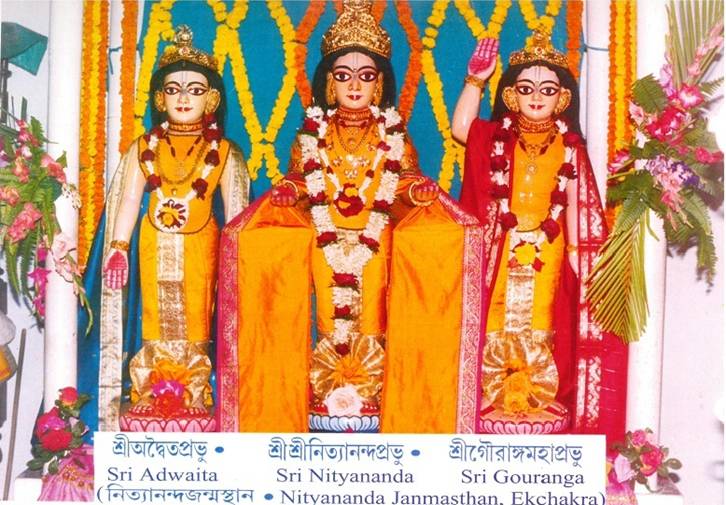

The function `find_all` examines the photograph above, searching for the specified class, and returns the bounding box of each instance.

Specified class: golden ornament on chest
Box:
[334,182,365,217]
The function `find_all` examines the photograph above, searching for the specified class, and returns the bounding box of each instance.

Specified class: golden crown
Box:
[321,0,391,59]
[509,30,569,69]
[158,25,219,73]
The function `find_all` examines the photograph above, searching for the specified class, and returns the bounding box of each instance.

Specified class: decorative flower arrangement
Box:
[609,428,681,493]
[28,387,90,474]
[587,2,724,343]
[300,105,404,350]
[0,118,90,323]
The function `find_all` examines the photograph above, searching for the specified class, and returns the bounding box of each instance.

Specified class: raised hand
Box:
[103,249,129,290]
[467,38,499,80]
[270,180,299,207]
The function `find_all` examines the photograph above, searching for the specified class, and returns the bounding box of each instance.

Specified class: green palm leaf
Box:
[586,199,650,343]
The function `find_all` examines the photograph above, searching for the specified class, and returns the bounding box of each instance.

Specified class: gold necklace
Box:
[157,136,208,193]
[517,128,557,175]
[168,120,203,133]
[517,116,555,133]
[337,106,372,124]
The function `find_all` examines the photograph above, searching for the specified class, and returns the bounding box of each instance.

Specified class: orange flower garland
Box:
[565,0,583,80]
[77,0,109,270]
[371,0,386,23]
[119,0,139,154]
[608,0,636,160]
[293,1,326,108]
[395,1,423,122]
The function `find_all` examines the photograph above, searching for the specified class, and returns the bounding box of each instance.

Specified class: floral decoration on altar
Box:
[608,428,681,494]
[587,1,724,343]
[0,118,90,324]
[28,387,91,474]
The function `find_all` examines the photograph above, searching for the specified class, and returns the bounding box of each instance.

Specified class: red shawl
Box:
[459,118,628,443]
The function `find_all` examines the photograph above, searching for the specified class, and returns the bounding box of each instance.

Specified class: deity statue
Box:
[79,26,249,432]
[452,32,627,438]
[217,0,483,433]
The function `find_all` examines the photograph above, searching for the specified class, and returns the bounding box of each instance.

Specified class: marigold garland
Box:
[371,0,386,23]
[134,0,175,137]
[565,0,583,80]
[294,1,326,108]
[608,0,636,160]
[519,0,562,33]
[419,0,461,192]
[395,1,423,122]
[119,0,139,154]
[78,0,109,270]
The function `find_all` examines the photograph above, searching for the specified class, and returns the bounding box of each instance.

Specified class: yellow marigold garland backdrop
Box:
[77,0,110,269]
[104,0,578,200]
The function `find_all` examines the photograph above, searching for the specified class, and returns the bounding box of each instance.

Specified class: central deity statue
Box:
[217,0,483,433]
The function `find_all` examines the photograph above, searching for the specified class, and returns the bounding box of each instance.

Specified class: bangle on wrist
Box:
[276,179,299,199]
[110,240,129,252]
[566,243,578,254]
[464,74,486,90]
[408,179,433,207]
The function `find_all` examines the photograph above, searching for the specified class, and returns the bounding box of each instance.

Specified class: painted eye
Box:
[163,86,181,95]
[540,86,560,97]
[358,71,379,83]
[332,72,352,83]
[515,85,534,95]
[187,86,208,96]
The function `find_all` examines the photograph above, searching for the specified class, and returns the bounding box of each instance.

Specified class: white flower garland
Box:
[300,105,404,345]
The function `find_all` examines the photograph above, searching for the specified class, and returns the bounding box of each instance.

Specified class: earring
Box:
[554,89,572,115]
[502,86,519,113]
[205,89,221,114]
[372,77,383,106]
[326,74,336,106]
[154,91,166,112]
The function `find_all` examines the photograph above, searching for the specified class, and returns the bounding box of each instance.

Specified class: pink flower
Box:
[676,85,704,109]
[40,154,66,184]
[628,101,648,126]
[608,150,631,174]
[645,106,687,142]
[631,429,648,447]
[151,379,185,399]
[13,158,29,183]
[0,187,20,206]
[33,294,45,316]
[17,145,32,159]
[58,387,79,406]
[640,444,665,476]
[51,232,74,260]
[658,64,677,98]
[7,203,42,243]
[613,454,636,483]
[37,245,48,263]
[695,147,723,164]
[35,407,66,438]
[28,267,50,293]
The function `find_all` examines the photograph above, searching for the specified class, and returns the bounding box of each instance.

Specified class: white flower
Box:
[307,106,324,121]
[387,133,405,160]
[368,105,380,118]
[381,107,402,129]
[324,385,364,417]
[494,142,504,155]
[555,119,567,133]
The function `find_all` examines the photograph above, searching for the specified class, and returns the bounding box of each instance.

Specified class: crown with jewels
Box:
[158,25,219,73]
[508,29,569,69]
[321,0,391,59]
